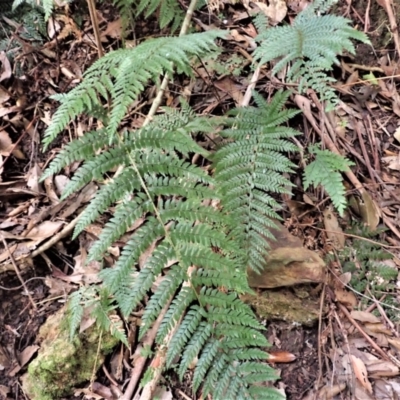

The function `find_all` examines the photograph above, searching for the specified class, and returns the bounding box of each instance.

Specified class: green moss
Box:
[22,308,119,400]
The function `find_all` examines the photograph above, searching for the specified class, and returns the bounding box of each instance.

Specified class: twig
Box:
[138,268,195,400]
[353,118,376,185]
[31,214,81,258]
[380,0,400,57]
[241,66,260,107]
[120,299,173,400]
[0,234,37,309]
[86,0,104,58]
[338,303,393,363]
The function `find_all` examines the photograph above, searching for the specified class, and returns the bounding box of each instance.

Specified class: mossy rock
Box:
[21,307,119,400]
[242,287,322,327]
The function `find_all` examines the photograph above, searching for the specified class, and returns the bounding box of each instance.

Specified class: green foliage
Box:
[303,145,354,216]
[214,90,300,272]
[338,225,396,294]
[41,31,224,149]
[46,91,280,397]
[12,0,70,20]
[253,0,370,110]
[0,1,46,70]
[112,0,184,32]
[66,285,128,346]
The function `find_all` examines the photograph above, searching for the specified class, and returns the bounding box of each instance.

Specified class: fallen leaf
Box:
[393,125,400,143]
[359,190,380,231]
[323,208,345,250]
[214,77,244,106]
[26,164,43,193]
[253,0,287,25]
[335,287,357,308]
[351,311,381,324]
[350,355,373,394]
[0,52,12,82]
[101,18,123,40]
[267,350,296,363]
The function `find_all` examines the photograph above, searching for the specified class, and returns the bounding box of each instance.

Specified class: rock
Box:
[242,288,321,327]
[21,307,119,400]
[247,223,326,288]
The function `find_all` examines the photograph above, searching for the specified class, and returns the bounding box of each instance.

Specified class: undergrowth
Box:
[36,0,370,398]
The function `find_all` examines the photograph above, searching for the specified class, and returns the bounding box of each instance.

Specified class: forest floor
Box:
[1,0,400,399]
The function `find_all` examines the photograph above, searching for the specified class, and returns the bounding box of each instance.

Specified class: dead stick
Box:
[86,0,104,58]
[338,303,392,362]
[120,298,172,400]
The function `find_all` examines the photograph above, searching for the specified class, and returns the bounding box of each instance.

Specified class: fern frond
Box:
[40,129,113,181]
[178,322,212,380]
[73,168,141,237]
[253,1,370,109]
[166,305,205,368]
[42,31,224,149]
[214,90,299,272]
[156,286,196,343]
[304,145,354,215]
[66,289,84,341]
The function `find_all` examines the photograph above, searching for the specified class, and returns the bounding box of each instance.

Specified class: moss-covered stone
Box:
[21,307,119,400]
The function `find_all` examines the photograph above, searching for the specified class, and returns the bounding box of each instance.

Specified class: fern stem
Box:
[139,270,194,400]
[143,0,199,126]
[120,297,174,400]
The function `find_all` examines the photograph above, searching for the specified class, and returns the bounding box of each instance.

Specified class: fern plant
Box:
[11,0,68,20]
[303,145,354,216]
[339,225,396,294]
[38,0,371,397]
[1,1,47,69]
[112,0,185,32]
[41,32,283,400]
[253,0,370,110]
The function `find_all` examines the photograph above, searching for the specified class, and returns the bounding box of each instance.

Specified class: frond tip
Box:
[304,145,354,216]
[42,30,226,150]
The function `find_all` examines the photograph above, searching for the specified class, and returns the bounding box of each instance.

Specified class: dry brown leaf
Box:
[338,272,352,285]
[54,175,70,195]
[24,221,63,242]
[214,77,244,106]
[252,0,287,25]
[0,52,12,82]
[26,164,43,193]
[350,355,373,394]
[17,345,39,368]
[351,311,381,324]
[387,337,400,351]
[363,322,393,336]
[394,125,400,143]
[317,383,346,398]
[101,18,123,40]
[267,350,296,363]
[323,208,345,249]
[364,358,399,377]
[43,176,60,204]
[0,130,13,156]
[44,276,74,296]
[359,190,380,231]
[335,287,357,308]
[382,155,400,171]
